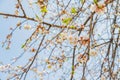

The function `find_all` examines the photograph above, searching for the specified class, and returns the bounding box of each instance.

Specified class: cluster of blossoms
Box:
[5,34,12,49]
[77,54,87,64]
[43,53,67,71]
[0,64,11,72]
[79,36,90,46]
[56,32,90,46]
[38,27,49,34]
[0,64,25,73]
[56,53,66,68]
[56,32,78,45]
[89,49,97,56]
[31,68,47,78]
[77,49,97,64]
[56,32,68,44]
[90,2,107,14]
[24,24,31,30]
[68,35,79,46]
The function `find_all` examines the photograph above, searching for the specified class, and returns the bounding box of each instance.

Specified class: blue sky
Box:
[0,0,106,79]
[0,0,33,79]
[0,0,120,80]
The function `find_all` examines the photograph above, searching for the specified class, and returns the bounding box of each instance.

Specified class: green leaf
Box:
[69,25,76,29]
[93,0,98,4]
[21,44,25,48]
[80,0,85,4]
[41,6,48,13]
[62,18,72,25]
[71,7,77,14]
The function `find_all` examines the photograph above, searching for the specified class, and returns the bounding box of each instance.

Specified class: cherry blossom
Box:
[90,2,107,14]
[24,24,31,30]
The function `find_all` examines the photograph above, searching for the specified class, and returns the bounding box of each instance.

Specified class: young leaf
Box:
[93,0,98,4]
[62,18,72,25]
[21,44,25,48]
[41,6,48,13]
[69,25,76,29]
[80,0,85,4]
[71,7,77,14]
